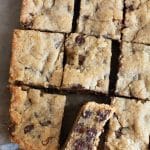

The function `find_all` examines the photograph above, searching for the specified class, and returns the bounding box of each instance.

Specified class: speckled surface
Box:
[0,1,109,149]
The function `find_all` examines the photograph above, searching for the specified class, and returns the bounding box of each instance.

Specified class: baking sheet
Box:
[0,0,110,149]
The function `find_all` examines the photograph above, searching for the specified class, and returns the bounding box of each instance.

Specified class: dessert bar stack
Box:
[8,0,150,149]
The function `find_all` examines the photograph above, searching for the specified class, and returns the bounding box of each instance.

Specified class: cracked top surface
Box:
[9,29,64,88]
[77,0,123,40]
[64,102,115,150]
[123,1,150,44]
[116,42,150,100]
[105,97,150,150]
[62,33,112,93]
[10,86,66,150]
[20,0,74,32]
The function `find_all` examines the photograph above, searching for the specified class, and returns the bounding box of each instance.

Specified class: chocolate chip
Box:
[75,35,85,45]
[115,128,122,138]
[39,120,51,126]
[79,55,85,65]
[95,4,99,12]
[67,5,72,12]
[86,128,97,142]
[74,123,85,133]
[8,124,15,135]
[67,50,75,64]
[83,15,89,20]
[21,21,33,29]
[29,13,34,17]
[73,139,92,150]
[24,124,34,134]
[103,59,107,64]
[24,98,32,109]
[128,5,134,11]
[34,112,39,118]
[96,110,111,122]
[73,139,85,150]
[82,110,92,118]
[40,92,44,97]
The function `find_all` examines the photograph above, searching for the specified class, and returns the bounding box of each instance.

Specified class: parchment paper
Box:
[0,1,109,149]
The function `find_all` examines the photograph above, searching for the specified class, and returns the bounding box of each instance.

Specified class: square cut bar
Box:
[64,102,115,150]
[105,97,150,150]
[116,42,150,100]
[77,0,123,40]
[10,86,66,150]
[9,29,64,88]
[62,33,112,94]
[122,1,150,44]
[20,0,74,32]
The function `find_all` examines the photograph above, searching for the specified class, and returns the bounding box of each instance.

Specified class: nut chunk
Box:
[116,42,150,100]
[20,0,74,32]
[10,86,66,150]
[64,102,115,150]
[9,29,64,88]
[77,0,123,40]
[105,97,150,150]
[123,1,150,44]
[62,33,112,94]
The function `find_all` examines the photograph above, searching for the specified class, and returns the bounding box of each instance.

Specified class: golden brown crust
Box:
[9,30,22,84]
[20,0,29,24]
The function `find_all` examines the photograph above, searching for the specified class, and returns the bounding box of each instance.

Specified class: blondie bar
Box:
[10,86,66,150]
[77,0,123,40]
[9,29,64,88]
[105,97,150,150]
[122,1,150,44]
[64,102,115,150]
[116,42,150,100]
[20,0,74,32]
[62,33,112,94]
